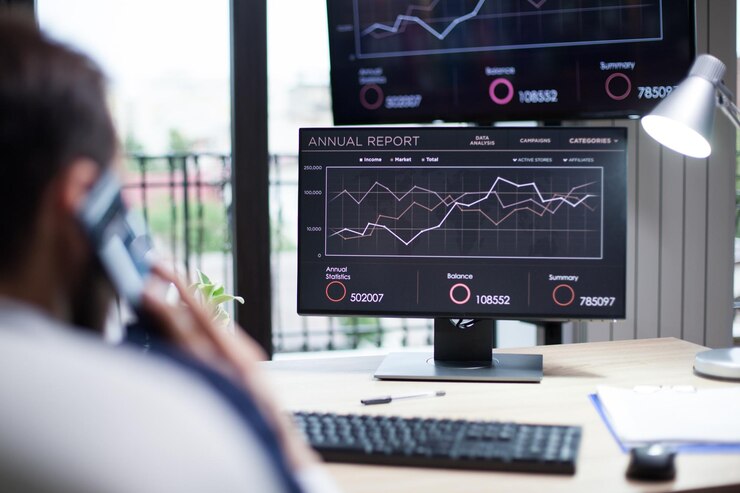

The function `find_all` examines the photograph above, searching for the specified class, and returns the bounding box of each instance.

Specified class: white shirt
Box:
[0,298,337,493]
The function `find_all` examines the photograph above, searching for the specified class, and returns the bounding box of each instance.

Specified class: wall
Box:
[573,1,736,348]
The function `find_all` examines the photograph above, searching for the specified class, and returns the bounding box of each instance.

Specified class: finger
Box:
[151,264,221,336]
[232,326,268,361]
[139,285,187,343]
[140,284,219,363]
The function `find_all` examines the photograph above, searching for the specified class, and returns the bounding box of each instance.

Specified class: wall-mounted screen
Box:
[327,0,695,124]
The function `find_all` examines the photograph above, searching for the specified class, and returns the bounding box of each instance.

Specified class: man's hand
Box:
[140,264,319,472]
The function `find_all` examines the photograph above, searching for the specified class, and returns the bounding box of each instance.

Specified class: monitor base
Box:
[374,351,543,383]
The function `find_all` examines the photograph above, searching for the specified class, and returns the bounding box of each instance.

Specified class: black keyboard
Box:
[293,411,581,474]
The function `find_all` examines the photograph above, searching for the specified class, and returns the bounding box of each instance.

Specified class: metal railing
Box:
[124,152,433,353]
[122,153,233,290]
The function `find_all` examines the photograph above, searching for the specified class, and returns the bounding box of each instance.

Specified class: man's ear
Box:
[57,158,101,213]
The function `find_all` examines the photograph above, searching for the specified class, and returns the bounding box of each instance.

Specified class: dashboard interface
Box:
[327,0,695,124]
[298,127,627,319]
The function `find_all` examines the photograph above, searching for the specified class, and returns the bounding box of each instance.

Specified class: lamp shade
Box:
[641,54,726,158]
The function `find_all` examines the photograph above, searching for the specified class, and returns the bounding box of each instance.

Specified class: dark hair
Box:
[0,15,116,273]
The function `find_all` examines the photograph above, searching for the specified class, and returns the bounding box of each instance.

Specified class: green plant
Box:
[190,270,244,331]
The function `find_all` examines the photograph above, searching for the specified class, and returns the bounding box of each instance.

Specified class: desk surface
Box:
[265,338,740,493]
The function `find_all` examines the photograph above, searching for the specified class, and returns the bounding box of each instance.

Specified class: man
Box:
[0,15,336,493]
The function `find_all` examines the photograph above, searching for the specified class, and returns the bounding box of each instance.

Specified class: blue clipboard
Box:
[589,393,740,454]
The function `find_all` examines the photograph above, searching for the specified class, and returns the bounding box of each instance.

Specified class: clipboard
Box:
[589,390,740,454]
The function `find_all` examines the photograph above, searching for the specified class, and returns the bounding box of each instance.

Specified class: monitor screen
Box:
[297,126,627,321]
[326,0,695,124]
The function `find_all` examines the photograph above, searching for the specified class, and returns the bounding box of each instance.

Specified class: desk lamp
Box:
[641,54,740,380]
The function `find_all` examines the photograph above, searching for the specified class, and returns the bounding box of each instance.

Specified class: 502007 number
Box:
[349,293,384,303]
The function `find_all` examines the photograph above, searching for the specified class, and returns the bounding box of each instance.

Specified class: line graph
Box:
[325,166,603,258]
[354,0,662,59]
[330,179,596,245]
[361,0,486,41]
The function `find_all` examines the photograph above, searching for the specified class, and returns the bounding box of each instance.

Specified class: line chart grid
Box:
[353,0,663,59]
[324,166,604,259]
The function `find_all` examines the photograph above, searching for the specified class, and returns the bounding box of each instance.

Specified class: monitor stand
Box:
[374,318,543,383]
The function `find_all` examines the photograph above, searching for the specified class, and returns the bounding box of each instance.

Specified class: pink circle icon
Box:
[359,84,384,110]
[605,73,632,101]
[326,281,347,303]
[449,283,471,305]
[489,78,514,105]
[552,284,575,307]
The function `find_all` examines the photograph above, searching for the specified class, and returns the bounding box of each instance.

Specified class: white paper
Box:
[596,385,740,445]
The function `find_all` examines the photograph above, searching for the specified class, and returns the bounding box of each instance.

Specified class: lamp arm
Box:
[716,82,740,129]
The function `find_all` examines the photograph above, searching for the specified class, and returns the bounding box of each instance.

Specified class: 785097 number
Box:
[637,86,675,100]
[580,296,615,307]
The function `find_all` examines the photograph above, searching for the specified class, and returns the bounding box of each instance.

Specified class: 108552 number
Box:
[518,89,558,104]
[476,295,511,305]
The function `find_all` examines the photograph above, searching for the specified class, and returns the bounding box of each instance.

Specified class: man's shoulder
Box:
[0,302,286,493]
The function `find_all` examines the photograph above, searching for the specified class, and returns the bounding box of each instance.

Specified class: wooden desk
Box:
[265,338,740,493]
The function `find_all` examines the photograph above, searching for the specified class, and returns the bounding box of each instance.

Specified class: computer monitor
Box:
[297,126,627,382]
[326,0,695,125]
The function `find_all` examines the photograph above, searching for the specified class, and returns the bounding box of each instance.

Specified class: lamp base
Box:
[694,348,740,380]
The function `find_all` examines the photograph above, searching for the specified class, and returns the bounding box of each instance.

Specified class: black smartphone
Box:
[77,170,153,309]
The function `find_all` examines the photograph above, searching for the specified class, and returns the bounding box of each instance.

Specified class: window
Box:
[38,0,236,313]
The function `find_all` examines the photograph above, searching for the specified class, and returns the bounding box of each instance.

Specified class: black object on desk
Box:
[626,445,676,481]
[293,411,581,474]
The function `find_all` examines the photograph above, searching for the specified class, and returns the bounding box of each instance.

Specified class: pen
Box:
[361,390,446,405]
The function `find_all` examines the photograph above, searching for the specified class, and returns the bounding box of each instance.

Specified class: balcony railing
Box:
[124,152,433,353]
[123,153,234,288]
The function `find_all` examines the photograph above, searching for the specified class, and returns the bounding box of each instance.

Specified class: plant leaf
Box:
[211,294,244,306]
[201,283,216,299]
[190,270,244,328]
[197,269,212,285]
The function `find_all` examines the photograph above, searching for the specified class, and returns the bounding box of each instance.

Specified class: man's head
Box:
[0,15,118,327]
